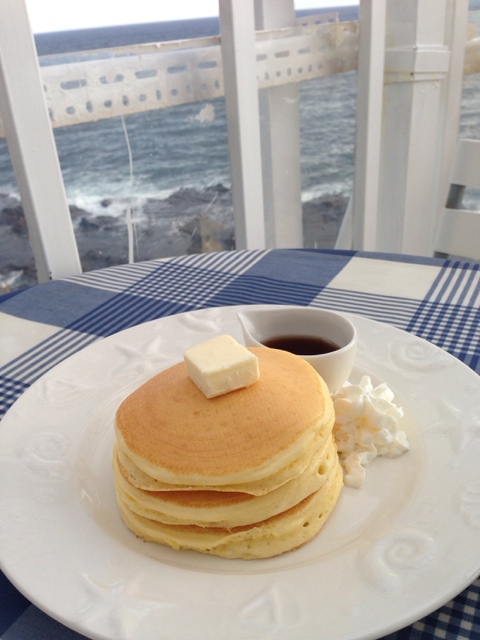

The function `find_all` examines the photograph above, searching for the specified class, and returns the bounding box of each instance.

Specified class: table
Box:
[0,248,479,640]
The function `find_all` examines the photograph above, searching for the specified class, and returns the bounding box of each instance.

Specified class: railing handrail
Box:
[1,14,478,138]
[0,15,358,136]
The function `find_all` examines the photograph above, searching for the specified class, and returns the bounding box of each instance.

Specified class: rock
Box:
[0,191,347,292]
[0,206,28,235]
[79,217,100,231]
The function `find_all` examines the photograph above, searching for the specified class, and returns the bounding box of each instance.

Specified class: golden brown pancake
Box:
[115,347,333,489]
[113,345,342,559]
[114,423,331,495]
[113,434,338,527]
[116,457,343,560]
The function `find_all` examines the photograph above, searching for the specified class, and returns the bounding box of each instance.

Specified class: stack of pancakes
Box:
[113,346,343,559]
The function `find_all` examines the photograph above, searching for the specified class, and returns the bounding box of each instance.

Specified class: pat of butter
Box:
[184,335,259,398]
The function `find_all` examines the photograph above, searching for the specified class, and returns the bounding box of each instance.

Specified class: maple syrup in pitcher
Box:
[263,335,340,356]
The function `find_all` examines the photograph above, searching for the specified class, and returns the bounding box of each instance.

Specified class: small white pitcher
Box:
[237,306,357,393]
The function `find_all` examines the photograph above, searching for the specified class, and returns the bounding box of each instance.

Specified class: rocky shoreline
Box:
[0,187,347,293]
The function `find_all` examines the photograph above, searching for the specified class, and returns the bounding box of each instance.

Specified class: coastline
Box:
[0,187,347,292]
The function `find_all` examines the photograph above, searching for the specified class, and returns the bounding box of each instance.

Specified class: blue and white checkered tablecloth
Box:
[0,249,479,640]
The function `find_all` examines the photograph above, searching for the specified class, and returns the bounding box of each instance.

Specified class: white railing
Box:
[2,12,478,138]
[0,0,477,282]
[0,14,358,136]
[0,0,358,281]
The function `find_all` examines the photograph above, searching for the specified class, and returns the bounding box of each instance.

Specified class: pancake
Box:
[113,344,343,559]
[116,456,343,560]
[114,422,331,495]
[114,347,333,490]
[113,434,338,527]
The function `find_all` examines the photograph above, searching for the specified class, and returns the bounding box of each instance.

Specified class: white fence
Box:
[0,14,359,136]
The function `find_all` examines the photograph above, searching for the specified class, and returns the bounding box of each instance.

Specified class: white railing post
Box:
[254,0,303,249]
[219,0,266,250]
[351,0,468,256]
[0,0,81,281]
[430,0,469,242]
[376,0,452,254]
[351,0,386,251]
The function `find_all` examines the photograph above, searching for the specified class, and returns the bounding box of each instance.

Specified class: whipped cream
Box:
[332,375,409,489]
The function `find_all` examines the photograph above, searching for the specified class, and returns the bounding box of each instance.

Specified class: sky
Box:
[25,0,357,34]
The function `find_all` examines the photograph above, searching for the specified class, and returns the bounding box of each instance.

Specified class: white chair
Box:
[434,138,480,260]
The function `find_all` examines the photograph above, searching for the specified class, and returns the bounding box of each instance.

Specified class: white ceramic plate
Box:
[1,305,480,640]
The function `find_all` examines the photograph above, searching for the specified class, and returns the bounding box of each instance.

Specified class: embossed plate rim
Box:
[1,305,480,640]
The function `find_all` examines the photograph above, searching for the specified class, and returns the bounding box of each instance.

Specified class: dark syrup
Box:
[263,335,340,356]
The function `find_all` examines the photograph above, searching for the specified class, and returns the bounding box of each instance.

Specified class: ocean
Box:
[0,6,479,290]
